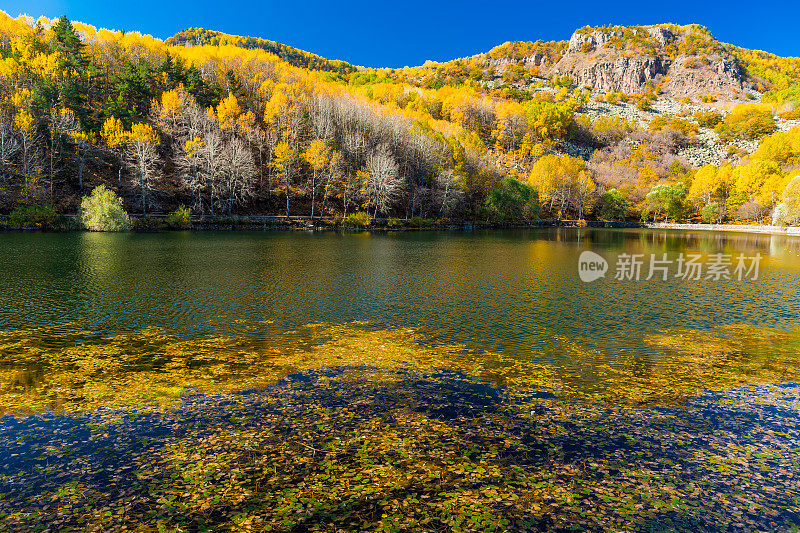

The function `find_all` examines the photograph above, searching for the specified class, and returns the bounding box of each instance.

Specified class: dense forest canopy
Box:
[1,13,800,225]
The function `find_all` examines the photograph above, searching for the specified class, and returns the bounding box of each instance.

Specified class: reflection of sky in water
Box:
[0,228,798,364]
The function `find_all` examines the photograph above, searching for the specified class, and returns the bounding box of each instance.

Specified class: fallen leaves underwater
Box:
[1,322,799,531]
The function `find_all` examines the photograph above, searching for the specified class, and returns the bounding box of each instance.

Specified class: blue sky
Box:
[4,0,799,67]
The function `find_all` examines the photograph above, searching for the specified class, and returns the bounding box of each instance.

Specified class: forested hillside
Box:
[166,28,357,75]
[2,13,800,225]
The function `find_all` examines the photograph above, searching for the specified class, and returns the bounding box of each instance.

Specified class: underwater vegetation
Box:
[1,322,799,531]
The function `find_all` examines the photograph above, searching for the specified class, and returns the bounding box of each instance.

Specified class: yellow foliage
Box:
[160,86,186,119]
[734,160,783,206]
[750,127,800,169]
[10,87,31,109]
[302,139,329,171]
[687,164,733,205]
[273,141,293,173]
[216,93,241,130]
[184,137,204,158]
[13,109,33,132]
[129,123,160,145]
[528,153,590,203]
[101,116,127,148]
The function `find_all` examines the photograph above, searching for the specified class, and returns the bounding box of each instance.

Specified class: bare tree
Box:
[0,109,19,205]
[220,137,257,214]
[200,131,225,216]
[365,144,402,217]
[125,124,161,215]
[437,169,464,218]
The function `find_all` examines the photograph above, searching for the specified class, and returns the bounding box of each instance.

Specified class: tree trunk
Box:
[49,130,55,206]
[310,169,316,219]
[285,171,291,218]
[320,174,332,220]
[78,154,85,190]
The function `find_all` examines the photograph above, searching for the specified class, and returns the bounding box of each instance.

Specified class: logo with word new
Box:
[578,251,608,282]
[578,251,762,282]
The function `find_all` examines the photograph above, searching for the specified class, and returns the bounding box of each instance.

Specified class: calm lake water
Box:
[0,229,800,359]
[1,227,799,359]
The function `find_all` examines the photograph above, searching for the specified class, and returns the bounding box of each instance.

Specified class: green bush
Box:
[166,205,192,229]
[483,178,540,222]
[387,217,401,228]
[9,205,57,228]
[130,216,165,232]
[407,216,435,228]
[596,189,628,221]
[642,183,687,222]
[701,202,725,224]
[341,212,372,228]
[81,185,130,231]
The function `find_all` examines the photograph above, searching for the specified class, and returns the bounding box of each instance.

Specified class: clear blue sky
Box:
[4,0,800,67]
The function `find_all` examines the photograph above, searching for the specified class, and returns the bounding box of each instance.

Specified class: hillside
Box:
[397,24,799,100]
[166,28,357,75]
[2,13,800,227]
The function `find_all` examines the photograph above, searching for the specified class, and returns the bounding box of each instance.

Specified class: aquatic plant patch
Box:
[0,368,798,531]
[2,322,800,414]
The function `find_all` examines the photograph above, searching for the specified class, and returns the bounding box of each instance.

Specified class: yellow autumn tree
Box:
[528,154,593,218]
[273,141,295,216]
[216,94,241,131]
[302,139,330,218]
[101,116,128,184]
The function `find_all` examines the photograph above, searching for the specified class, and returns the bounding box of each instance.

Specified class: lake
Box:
[2,227,799,352]
[1,228,800,531]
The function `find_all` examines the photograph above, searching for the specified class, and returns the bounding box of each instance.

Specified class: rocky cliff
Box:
[546,25,746,99]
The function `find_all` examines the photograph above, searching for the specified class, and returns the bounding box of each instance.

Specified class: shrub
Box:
[80,185,130,231]
[341,212,372,228]
[750,127,800,169]
[715,104,776,142]
[130,216,165,231]
[649,117,699,136]
[777,175,800,225]
[166,205,192,229]
[483,178,540,222]
[407,216,435,227]
[701,202,726,223]
[694,110,722,128]
[596,189,628,221]
[637,96,653,111]
[387,217,401,228]
[700,95,717,103]
[523,100,575,142]
[9,205,57,228]
[587,116,637,145]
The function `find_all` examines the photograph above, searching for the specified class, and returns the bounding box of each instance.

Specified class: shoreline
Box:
[2,216,800,236]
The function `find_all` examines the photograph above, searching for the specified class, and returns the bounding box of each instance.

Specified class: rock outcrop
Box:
[548,26,745,99]
[512,25,746,99]
[552,52,669,94]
